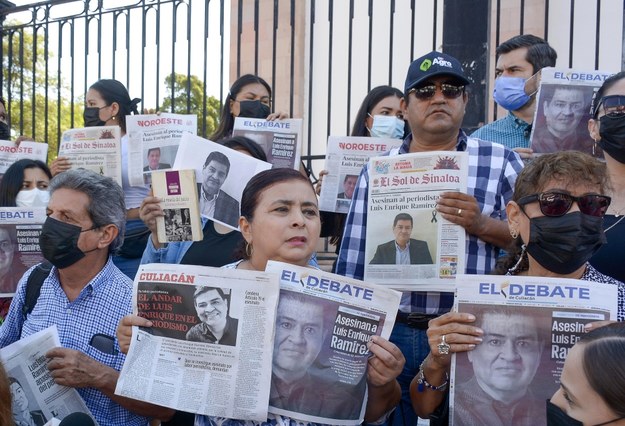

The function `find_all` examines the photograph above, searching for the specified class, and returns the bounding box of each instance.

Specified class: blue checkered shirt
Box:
[471,112,531,149]
[336,131,524,314]
[0,258,149,426]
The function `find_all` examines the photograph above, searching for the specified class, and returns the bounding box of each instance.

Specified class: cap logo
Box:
[432,57,453,68]
[420,59,432,71]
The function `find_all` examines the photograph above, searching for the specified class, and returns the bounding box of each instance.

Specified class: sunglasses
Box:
[409,83,465,100]
[517,191,611,218]
[594,95,625,118]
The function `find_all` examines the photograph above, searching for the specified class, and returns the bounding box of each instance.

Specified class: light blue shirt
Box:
[471,112,531,149]
[395,241,411,265]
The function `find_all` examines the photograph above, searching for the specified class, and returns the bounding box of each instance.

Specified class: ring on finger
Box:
[457,208,462,217]
[438,334,451,355]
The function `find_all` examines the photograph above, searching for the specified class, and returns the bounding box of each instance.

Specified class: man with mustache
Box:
[336,51,524,425]
[186,286,238,346]
[270,292,361,420]
[454,308,544,425]
[199,151,240,228]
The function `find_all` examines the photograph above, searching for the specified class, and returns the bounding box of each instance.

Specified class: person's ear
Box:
[506,201,522,237]
[239,216,252,244]
[97,224,118,249]
[109,102,120,119]
[400,97,408,115]
[588,118,600,141]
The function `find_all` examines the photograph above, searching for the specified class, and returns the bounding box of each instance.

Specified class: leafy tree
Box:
[161,73,221,138]
[1,22,78,162]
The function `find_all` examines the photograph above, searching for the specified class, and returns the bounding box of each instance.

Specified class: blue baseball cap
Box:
[404,51,471,93]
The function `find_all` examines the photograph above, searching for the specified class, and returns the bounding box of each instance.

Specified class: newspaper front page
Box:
[364,151,468,291]
[450,274,618,426]
[0,207,46,296]
[0,325,97,424]
[126,113,197,186]
[0,140,48,176]
[319,136,403,214]
[59,126,122,185]
[115,263,280,420]
[265,261,401,425]
[232,117,302,169]
[530,67,615,158]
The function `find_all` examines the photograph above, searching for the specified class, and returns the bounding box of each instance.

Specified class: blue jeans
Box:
[384,322,430,426]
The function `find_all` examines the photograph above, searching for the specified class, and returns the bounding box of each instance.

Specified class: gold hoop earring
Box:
[510,228,518,239]
[245,242,253,258]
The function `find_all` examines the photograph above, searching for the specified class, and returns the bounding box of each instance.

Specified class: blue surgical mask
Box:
[493,76,534,111]
[368,115,405,139]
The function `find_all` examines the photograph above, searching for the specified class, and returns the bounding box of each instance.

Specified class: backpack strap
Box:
[21,261,53,321]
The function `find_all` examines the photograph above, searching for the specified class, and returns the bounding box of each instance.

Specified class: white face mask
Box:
[15,188,50,207]
[367,114,405,139]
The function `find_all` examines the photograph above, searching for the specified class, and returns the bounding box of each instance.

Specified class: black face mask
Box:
[238,100,270,119]
[526,211,606,275]
[547,400,625,426]
[40,216,97,269]
[598,114,625,163]
[0,121,10,140]
[83,106,108,127]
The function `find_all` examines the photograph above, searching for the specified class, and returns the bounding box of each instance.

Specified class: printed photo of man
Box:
[186,286,238,346]
[454,308,545,425]
[337,174,358,200]
[143,147,172,171]
[532,85,593,155]
[270,292,361,420]
[10,377,47,426]
[198,151,240,227]
[369,213,433,265]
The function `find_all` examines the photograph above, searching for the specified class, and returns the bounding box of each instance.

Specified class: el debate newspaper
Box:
[115,263,280,421]
[126,113,197,186]
[264,261,401,425]
[232,117,302,169]
[319,136,403,214]
[0,326,97,424]
[365,151,468,291]
[450,274,618,426]
[59,126,122,185]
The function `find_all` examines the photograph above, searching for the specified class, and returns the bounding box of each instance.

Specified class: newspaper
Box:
[265,261,401,425]
[173,134,272,230]
[319,136,403,214]
[126,113,197,186]
[115,263,280,420]
[152,169,202,243]
[0,140,48,177]
[59,126,122,185]
[530,67,615,158]
[450,274,618,425]
[0,325,97,424]
[364,151,468,291]
[0,207,46,296]
[232,117,302,169]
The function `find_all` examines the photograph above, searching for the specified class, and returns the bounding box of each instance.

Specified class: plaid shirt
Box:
[471,112,531,150]
[0,258,149,426]
[336,131,524,313]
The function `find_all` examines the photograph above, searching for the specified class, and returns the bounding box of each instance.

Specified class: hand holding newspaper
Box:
[0,325,96,424]
[449,274,618,426]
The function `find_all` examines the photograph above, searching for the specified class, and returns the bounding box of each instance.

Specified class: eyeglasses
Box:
[517,191,611,218]
[408,83,465,100]
[595,95,625,118]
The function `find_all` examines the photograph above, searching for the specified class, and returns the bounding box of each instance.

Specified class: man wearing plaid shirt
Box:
[336,51,524,425]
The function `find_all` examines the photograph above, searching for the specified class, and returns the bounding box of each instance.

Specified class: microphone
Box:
[59,413,96,426]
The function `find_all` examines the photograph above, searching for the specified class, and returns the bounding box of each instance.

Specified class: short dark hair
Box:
[203,151,231,175]
[0,159,52,207]
[496,34,557,74]
[147,147,161,157]
[393,213,413,227]
[344,174,358,183]
[351,85,404,137]
[193,286,228,304]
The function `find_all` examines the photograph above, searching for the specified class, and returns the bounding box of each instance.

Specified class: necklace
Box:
[605,213,625,233]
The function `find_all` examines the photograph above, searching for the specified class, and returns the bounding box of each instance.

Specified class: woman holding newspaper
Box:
[410,151,625,424]
[118,167,405,425]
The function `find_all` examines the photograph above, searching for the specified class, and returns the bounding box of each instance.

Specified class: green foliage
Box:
[2,22,78,162]
[160,73,221,138]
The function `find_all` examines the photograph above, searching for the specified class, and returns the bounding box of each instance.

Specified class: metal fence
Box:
[0,0,622,172]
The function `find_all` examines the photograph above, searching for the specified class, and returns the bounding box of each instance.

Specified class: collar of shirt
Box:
[399,129,468,154]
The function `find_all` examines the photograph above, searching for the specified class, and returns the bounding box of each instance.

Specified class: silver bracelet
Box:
[416,361,448,392]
